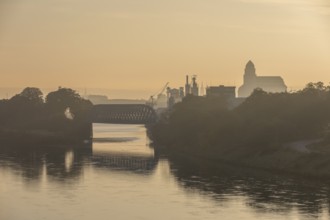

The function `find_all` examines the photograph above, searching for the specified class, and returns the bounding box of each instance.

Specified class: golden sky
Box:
[0,0,329,98]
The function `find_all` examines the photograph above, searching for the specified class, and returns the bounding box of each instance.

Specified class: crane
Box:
[148,82,169,107]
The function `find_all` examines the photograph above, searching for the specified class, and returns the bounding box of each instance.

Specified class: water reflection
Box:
[91,124,158,174]
[65,150,74,172]
[91,153,158,174]
[1,124,330,219]
[0,145,158,184]
[168,155,330,218]
[0,124,159,183]
[0,145,91,183]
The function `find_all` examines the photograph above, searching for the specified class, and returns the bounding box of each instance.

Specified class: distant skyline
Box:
[1,0,330,99]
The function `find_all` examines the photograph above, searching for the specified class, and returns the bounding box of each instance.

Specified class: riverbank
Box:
[0,127,92,146]
[0,87,93,146]
[148,84,330,178]
[154,138,330,179]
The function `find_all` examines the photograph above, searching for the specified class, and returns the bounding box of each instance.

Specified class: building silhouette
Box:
[185,75,191,96]
[191,75,199,96]
[185,75,199,96]
[167,87,184,108]
[238,61,287,97]
[206,85,236,100]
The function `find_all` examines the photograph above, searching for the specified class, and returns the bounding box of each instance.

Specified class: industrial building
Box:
[167,87,184,108]
[153,60,287,110]
[185,75,199,96]
[206,85,236,100]
[205,85,244,109]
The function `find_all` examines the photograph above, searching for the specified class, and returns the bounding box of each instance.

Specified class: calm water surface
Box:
[1,124,330,220]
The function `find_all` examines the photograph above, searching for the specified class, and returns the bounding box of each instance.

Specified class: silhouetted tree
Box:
[0,87,93,142]
[0,88,45,128]
[44,88,92,135]
[45,88,92,118]
[19,87,43,104]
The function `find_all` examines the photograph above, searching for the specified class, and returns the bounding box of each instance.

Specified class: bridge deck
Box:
[91,104,157,124]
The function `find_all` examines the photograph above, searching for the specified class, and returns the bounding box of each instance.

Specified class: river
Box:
[1,124,330,220]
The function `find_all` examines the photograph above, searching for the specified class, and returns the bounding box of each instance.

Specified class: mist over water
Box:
[1,0,330,218]
[1,124,330,220]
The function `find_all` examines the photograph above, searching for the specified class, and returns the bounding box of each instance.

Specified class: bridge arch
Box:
[91,104,157,124]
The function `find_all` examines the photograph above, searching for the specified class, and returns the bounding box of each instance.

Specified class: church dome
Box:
[244,60,257,79]
[246,60,255,68]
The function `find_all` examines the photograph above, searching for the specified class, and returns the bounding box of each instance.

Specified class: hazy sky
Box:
[0,0,329,98]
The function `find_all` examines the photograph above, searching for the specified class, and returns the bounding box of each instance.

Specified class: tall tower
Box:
[191,75,199,96]
[185,75,191,96]
[244,60,257,83]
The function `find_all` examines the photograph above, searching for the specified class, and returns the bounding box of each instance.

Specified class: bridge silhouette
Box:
[91,104,157,124]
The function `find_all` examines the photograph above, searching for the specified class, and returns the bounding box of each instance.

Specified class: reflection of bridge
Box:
[92,104,157,124]
[92,154,158,173]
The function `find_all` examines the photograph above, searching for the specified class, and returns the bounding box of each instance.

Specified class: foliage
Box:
[150,82,330,154]
[0,88,44,128]
[45,88,92,120]
[20,87,43,104]
[0,87,93,136]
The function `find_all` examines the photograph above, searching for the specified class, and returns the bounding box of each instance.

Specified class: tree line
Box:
[150,82,330,155]
[0,87,93,142]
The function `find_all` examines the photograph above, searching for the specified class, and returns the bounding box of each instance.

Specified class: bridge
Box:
[91,104,157,124]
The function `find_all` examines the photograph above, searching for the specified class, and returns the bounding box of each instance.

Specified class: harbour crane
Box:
[148,82,169,107]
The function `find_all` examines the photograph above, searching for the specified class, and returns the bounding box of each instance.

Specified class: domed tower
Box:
[238,60,257,97]
[244,60,257,83]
